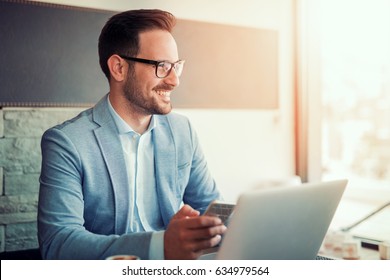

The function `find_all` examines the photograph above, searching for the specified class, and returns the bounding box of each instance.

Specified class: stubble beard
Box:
[123,71,173,116]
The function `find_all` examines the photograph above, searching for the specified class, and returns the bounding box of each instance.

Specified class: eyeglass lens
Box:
[157,61,184,78]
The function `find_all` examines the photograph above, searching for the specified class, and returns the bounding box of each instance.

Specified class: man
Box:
[38,9,226,260]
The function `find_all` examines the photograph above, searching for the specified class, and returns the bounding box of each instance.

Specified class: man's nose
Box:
[163,68,180,87]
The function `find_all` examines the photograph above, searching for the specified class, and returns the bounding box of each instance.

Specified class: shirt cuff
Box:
[149,230,165,260]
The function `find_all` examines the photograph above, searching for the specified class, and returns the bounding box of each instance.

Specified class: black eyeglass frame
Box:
[119,55,185,78]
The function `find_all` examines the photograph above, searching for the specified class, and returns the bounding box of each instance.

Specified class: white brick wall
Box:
[0,107,86,252]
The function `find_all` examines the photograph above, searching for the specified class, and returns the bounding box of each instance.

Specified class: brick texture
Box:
[0,107,86,252]
[0,225,4,252]
[0,167,3,196]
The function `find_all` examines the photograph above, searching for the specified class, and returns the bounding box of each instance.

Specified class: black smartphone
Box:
[203,200,235,225]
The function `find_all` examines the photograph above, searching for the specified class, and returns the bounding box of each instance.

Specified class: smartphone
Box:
[203,200,235,225]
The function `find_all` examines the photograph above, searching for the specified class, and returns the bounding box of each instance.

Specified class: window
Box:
[298,0,390,242]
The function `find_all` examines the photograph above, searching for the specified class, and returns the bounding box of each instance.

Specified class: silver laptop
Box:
[201,179,348,260]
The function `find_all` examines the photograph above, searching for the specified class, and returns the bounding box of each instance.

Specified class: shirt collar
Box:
[107,94,156,135]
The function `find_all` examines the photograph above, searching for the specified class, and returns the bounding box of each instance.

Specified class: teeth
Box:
[156,90,171,97]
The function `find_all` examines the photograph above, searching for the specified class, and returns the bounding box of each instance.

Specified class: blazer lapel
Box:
[92,96,130,234]
[153,116,180,225]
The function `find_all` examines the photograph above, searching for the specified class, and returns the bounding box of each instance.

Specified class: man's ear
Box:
[107,54,126,82]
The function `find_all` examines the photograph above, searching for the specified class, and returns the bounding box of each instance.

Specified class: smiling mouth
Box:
[155,90,171,98]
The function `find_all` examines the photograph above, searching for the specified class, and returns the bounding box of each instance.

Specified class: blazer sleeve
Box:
[38,127,153,260]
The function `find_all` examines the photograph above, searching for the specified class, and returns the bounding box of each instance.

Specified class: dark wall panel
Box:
[0,0,113,107]
[0,0,278,109]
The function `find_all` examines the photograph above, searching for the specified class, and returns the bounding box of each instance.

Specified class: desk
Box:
[319,245,381,260]
[328,184,390,242]
[319,232,385,260]
[325,185,390,260]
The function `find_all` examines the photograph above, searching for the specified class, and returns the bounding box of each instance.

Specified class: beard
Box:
[123,70,173,115]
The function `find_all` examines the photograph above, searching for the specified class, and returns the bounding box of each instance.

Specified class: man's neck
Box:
[109,93,152,134]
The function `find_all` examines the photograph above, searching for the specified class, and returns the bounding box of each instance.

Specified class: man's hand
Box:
[164,204,227,259]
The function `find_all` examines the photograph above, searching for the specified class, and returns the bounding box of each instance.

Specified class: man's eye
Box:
[158,62,170,71]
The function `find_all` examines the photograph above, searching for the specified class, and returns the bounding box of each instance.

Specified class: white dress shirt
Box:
[107,96,165,259]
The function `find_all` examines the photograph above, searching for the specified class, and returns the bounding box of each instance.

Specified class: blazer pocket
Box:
[177,162,191,188]
[178,162,190,170]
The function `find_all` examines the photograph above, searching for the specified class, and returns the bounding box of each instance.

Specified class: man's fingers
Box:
[187,224,227,240]
[164,207,227,259]
[172,218,227,249]
[190,234,223,252]
[180,215,224,229]
[172,204,200,220]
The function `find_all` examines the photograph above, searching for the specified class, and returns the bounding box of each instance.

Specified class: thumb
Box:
[173,204,200,220]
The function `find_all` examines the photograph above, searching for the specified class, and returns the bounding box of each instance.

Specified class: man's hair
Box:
[98,9,176,79]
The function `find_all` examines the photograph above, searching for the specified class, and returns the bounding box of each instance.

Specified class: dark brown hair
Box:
[98,9,176,79]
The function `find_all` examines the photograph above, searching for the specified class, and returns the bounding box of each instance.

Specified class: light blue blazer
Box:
[38,95,221,259]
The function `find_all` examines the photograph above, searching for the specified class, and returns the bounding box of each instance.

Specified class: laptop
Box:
[200,179,348,260]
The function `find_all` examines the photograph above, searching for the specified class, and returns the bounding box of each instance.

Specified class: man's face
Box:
[123,29,180,115]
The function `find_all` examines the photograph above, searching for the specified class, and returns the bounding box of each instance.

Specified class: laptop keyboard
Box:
[315,255,335,260]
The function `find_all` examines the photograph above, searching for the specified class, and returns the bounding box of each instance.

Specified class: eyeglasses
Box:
[119,55,185,78]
